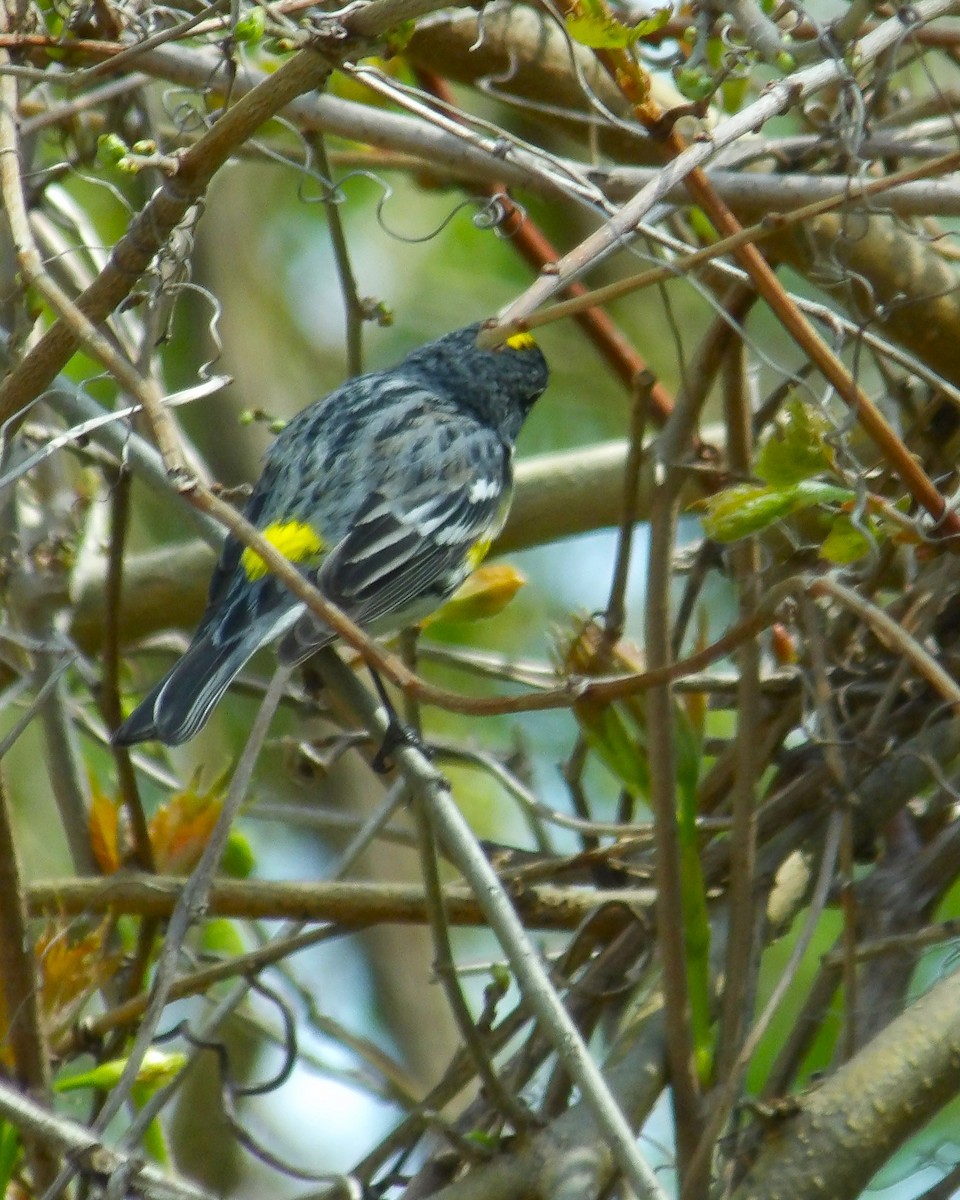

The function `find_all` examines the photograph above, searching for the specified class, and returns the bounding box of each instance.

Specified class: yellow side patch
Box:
[467,538,492,570]
[505,331,537,351]
[241,521,325,581]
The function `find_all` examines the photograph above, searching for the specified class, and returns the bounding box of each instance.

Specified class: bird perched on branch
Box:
[114,323,549,746]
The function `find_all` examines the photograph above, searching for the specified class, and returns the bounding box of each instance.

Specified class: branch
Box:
[498,0,960,316]
[316,649,668,1200]
[732,964,960,1200]
[26,874,652,929]
[0,1078,215,1200]
[0,776,55,1190]
[0,0,467,427]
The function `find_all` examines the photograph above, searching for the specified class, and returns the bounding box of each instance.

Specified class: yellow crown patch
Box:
[505,331,537,351]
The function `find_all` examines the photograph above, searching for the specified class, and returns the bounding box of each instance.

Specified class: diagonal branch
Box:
[731,963,960,1200]
[0,1077,215,1200]
[0,0,467,428]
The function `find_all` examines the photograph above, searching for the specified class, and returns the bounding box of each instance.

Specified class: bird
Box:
[113,323,549,746]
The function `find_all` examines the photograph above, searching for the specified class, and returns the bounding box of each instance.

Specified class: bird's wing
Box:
[278,419,509,664]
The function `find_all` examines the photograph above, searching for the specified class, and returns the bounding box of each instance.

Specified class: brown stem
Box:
[0,775,56,1190]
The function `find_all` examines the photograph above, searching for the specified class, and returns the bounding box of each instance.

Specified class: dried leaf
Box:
[149,771,227,874]
[88,779,122,874]
[36,922,119,1024]
[422,563,526,628]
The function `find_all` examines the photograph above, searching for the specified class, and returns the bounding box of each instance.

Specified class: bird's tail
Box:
[114,608,301,746]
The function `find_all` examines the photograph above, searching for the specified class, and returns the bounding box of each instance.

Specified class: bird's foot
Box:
[372,717,433,773]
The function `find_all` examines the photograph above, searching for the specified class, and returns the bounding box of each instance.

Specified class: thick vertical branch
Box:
[0,774,56,1190]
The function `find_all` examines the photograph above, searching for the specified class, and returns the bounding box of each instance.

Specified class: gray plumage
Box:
[114,324,548,746]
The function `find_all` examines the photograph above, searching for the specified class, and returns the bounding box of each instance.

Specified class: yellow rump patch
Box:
[467,538,492,570]
[241,520,325,581]
[505,331,537,351]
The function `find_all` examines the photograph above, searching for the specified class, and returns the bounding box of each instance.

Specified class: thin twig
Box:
[38,668,291,1200]
[701,334,763,1194]
[412,783,533,1126]
[310,133,367,377]
[687,810,845,1193]
[26,874,653,929]
[811,576,960,712]
[98,468,155,871]
[603,371,653,645]
[0,1077,215,1200]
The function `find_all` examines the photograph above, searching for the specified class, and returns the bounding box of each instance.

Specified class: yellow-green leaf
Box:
[566,0,670,48]
[201,918,246,957]
[222,830,256,879]
[675,65,715,101]
[756,399,834,486]
[698,480,853,542]
[423,564,526,628]
[56,1049,187,1094]
[233,7,265,42]
[577,703,648,796]
[721,74,750,113]
[819,514,874,564]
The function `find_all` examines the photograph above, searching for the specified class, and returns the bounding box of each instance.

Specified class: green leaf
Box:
[674,706,712,1081]
[464,1129,500,1150]
[566,0,670,48]
[385,18,415,53]
[628,5,671,36]
[755,399,834,486]
[0,1121,20,1197]
[201,918,246,957]
[97,134,129,166]
[578,703,649,796]
[673,704,702,831]
[698,485,796,541]
[56,1048,187,1094]
[681,833,713,1081]
[566,9,634,48]
[675,65,715,102]
[233,7,266,42]
[222,829,256,878]
[721,74,750,114]
[128,1084,173,1163]
[699,480,853,542]
[788,480,855,509]
[819,514,874,564]
[688,207,718,244]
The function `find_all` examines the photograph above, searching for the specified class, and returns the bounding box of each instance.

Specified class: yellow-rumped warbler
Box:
[114,324,549,746]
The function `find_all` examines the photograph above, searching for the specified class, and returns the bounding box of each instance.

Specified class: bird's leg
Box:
[368,667,430,772]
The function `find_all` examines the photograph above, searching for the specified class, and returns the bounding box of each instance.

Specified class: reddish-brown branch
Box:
[413,65,675,421]
[583,43,960,545]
